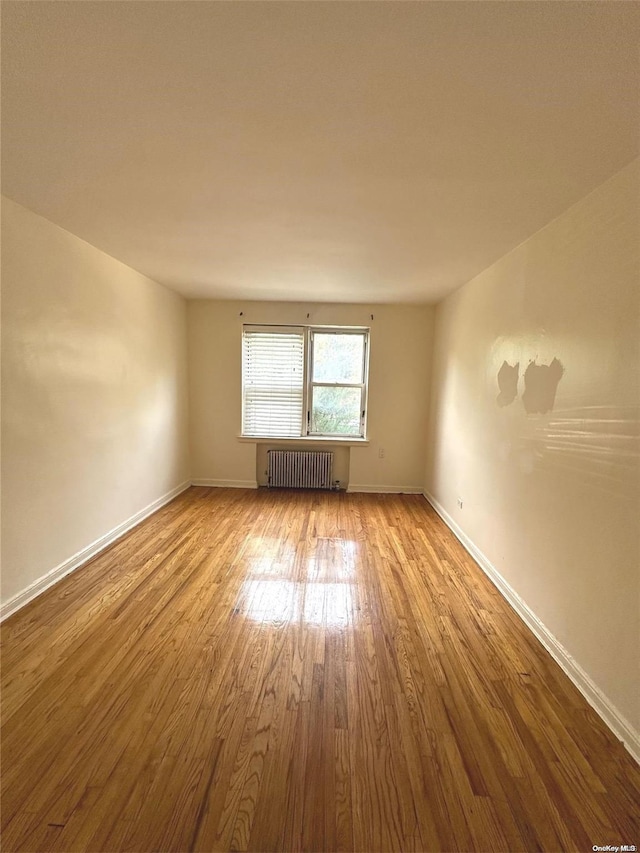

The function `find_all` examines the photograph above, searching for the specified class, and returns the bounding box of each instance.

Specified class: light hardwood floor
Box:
[1,487,638,852]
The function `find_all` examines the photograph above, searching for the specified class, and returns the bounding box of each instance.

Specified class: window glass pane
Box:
[312,333,364,383]
[311,386,362,435]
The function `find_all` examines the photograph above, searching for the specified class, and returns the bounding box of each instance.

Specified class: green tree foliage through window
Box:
[310,332,366,436]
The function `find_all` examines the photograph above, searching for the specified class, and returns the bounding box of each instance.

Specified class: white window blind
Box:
[242,327,305,437]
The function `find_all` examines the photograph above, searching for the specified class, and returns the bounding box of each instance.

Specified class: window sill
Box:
[237,435,369,447]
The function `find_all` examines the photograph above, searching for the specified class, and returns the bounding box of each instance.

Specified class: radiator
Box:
[268,450,334,490]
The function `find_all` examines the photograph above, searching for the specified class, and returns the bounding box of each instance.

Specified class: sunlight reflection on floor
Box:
[236,537,360,626]
[236,580,354,627]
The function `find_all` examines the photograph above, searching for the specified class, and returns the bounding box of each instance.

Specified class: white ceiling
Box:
[2,2,639,304]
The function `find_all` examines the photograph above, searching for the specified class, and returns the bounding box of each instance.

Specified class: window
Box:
[242,325,369,439]
[242,327,305,438]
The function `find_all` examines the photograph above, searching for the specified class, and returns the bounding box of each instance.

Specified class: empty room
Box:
[1,2,639,852]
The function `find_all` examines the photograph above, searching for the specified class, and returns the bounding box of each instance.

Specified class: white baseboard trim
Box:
[423,490,640,765]
[191,479,258,489]
[347,484,424,494]
[0,481,192,623]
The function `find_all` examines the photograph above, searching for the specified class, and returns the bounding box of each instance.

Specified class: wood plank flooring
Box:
[1,487,638,852]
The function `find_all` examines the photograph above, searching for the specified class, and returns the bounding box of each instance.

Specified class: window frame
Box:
[307,328,369,439]
[241,324,370,441]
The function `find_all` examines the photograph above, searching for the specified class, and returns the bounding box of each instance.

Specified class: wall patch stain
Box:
[522,358,564,414]
[496,361,520,407]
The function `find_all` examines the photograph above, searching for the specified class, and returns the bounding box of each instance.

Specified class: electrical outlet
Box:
[378,447,385,459]
[457,498,463,509]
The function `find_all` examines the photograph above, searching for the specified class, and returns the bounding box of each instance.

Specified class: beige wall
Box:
[1,198,190,609]
[425,160,640,733]
[188,300,434,491]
